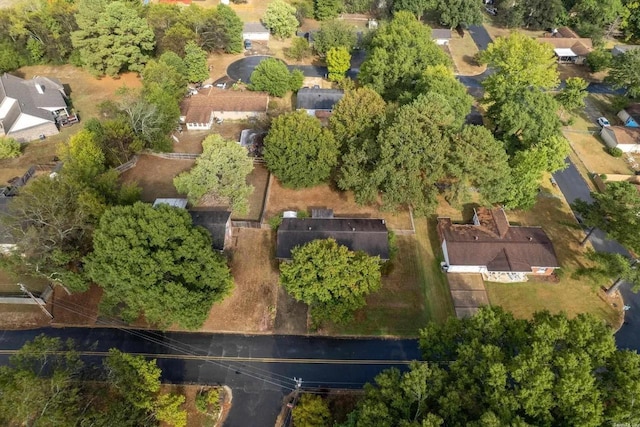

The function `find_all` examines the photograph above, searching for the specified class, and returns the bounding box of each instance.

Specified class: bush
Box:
[195,388,221,415]
[269,214,283,230]
[607,146,623,157]
[0,137,21,159]
[285,37,311,61]
[586,49,612,72]
[249,58,303,97]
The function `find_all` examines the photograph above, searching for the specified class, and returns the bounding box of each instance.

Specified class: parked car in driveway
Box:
[244,39,252,50]
[597,117,611,127]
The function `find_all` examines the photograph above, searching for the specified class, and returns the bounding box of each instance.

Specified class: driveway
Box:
[226,56,329,84]
[446,273,489,318]
[0,327,420,427]
[468,24,493,51]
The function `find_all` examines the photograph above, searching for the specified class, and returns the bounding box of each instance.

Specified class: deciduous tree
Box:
[315,0,342,20]
[574,250,640,295]
[435,0,483,29]
[313,19,357,56]
[263,0,299,38]
[72,1,155,76]
[557,77,589,112]
[415,64,473,125]
[0,136,20,159]
[280,238,382,325]
[572,181,640,254]
[392,0,434,20]
[174,134,254,214]
[607,47,640,97]
[326,46,351,81]
[292,394,332,426]
[85,203,234,329]
[264,111,339,188]
[183,40,209,83]
[249,58,302,96]
[346,307,640,426]
[359,11,451,101]
[58,130,106,184]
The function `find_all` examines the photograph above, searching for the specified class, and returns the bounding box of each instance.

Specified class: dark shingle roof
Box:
[276,218,389,259]
[189,209,231,251]
[438,208,559,272]
[296,88,344,111]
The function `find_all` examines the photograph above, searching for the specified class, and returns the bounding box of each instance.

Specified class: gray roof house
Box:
[612,45,640,56]
[189,208,232,251]
[431,29,452,45]
[0,73,69,142]
[243,22,270,41]
[296,88,344,118]
[276,217,389,260]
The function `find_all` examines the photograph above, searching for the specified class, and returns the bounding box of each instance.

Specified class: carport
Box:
[554,48,577,64]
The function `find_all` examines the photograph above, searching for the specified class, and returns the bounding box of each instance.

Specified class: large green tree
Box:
[72,0,155,76]
[292,394,332,427]
[263,0,299,38]
[249,58,303,96]
[0,336,187,427]
[574,250,640,295]
[414,64,473,125]
[557,76,589,113]
[522,0,566,29]
[607,47,640,97]
[435,0,484,29]
[359,11,451,101]
[392,0,433,19]
[346,307,640,426]
[264,111,339,188]
[183,40,209,83]
[326,46,351,81]
[572,181,640,254]
[141,52,188,102]
[622,0,640,41]
[315,0,342,20]
[174,134,254,214]
[85,203,234,329]
[280,238,382,326]
[313,19,357,56]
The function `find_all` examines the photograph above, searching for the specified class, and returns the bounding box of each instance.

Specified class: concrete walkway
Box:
[446,273,489,318]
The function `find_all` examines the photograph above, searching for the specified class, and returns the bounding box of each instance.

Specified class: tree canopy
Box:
[280,238,382,326]
[572,181,640,254]
[174,134,254,214]
[557,76,589,112]
[607,47,640,97]
[263,0,299,38]
[0,335,187,427]
[344,306,640,426]
[326,46,351,81]
[359,11,451,101]
[435,0,484,29]
[183,41,209,83]
[264,110,339,188]
[72,0,155,76]
[85,203,234,329]
[313,19,357,56]
[293,394,332,427]
[249,58,303,96]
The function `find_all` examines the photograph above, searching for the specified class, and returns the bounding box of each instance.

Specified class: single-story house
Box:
[601,126,640,153]
[276,214,389,260]
[431,29,452,45]
[612,45,640,57]
[180,88,269,130]
[0,198,16,253]
[189,208,232,251]
[296,88,344,118]
[243,22,270,41]
[617,104,640,128]
[0,73,70,142]
[437,207,559,282]
[539,28,592,64]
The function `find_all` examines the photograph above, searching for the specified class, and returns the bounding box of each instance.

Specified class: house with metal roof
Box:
[276,215,389,260]
[0,73,70,142]
[437,207,559,282]
[295,88,344,118]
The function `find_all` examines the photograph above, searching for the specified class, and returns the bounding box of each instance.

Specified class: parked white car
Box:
[597,117,611,127]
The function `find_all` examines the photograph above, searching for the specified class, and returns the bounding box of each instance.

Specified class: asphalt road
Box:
[0,328,420,426]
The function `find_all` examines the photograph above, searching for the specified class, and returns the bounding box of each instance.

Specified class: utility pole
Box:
[18,283,53,320]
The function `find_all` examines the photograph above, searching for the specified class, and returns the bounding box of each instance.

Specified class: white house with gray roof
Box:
[0,73,69,142]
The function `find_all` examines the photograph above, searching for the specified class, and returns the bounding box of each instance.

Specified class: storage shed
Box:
[243,22,270,41]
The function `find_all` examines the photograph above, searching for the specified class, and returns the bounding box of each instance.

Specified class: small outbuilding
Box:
[431,29,452,45]
[296,88,344,118]
[153,198,188,209]
[189,208,232,251]
[617,104,640,128]
[600,126,640,153]
[612,45,640,57]
[243,22,270,41]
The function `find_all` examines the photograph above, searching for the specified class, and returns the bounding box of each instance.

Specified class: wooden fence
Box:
[146,152,199,160]
[115,155,139,174]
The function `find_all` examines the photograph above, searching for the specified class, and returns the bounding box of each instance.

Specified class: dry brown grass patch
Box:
[119,155,196,202]
[449,33,486,76]
[265,177,413,230]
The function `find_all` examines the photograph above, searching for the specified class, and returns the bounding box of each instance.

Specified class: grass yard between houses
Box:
[485,178,622,327]
[323,218,455,337]
[264,177,414,231]
[197,228,279,333]
[449,32,486,76]
[119,155,196,202]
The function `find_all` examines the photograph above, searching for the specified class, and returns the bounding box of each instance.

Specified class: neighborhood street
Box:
[0,327,420,427]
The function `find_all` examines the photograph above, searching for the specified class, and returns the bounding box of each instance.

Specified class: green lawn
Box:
[324,218,455,337]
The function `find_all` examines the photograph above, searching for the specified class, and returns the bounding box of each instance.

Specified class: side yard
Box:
[484,178,622,327]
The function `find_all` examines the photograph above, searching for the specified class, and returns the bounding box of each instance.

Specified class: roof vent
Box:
[352,227,356,231]
[528,237,533,241]
[35,83,44,94]
[308,226,312,230]
[473,236,478,240]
